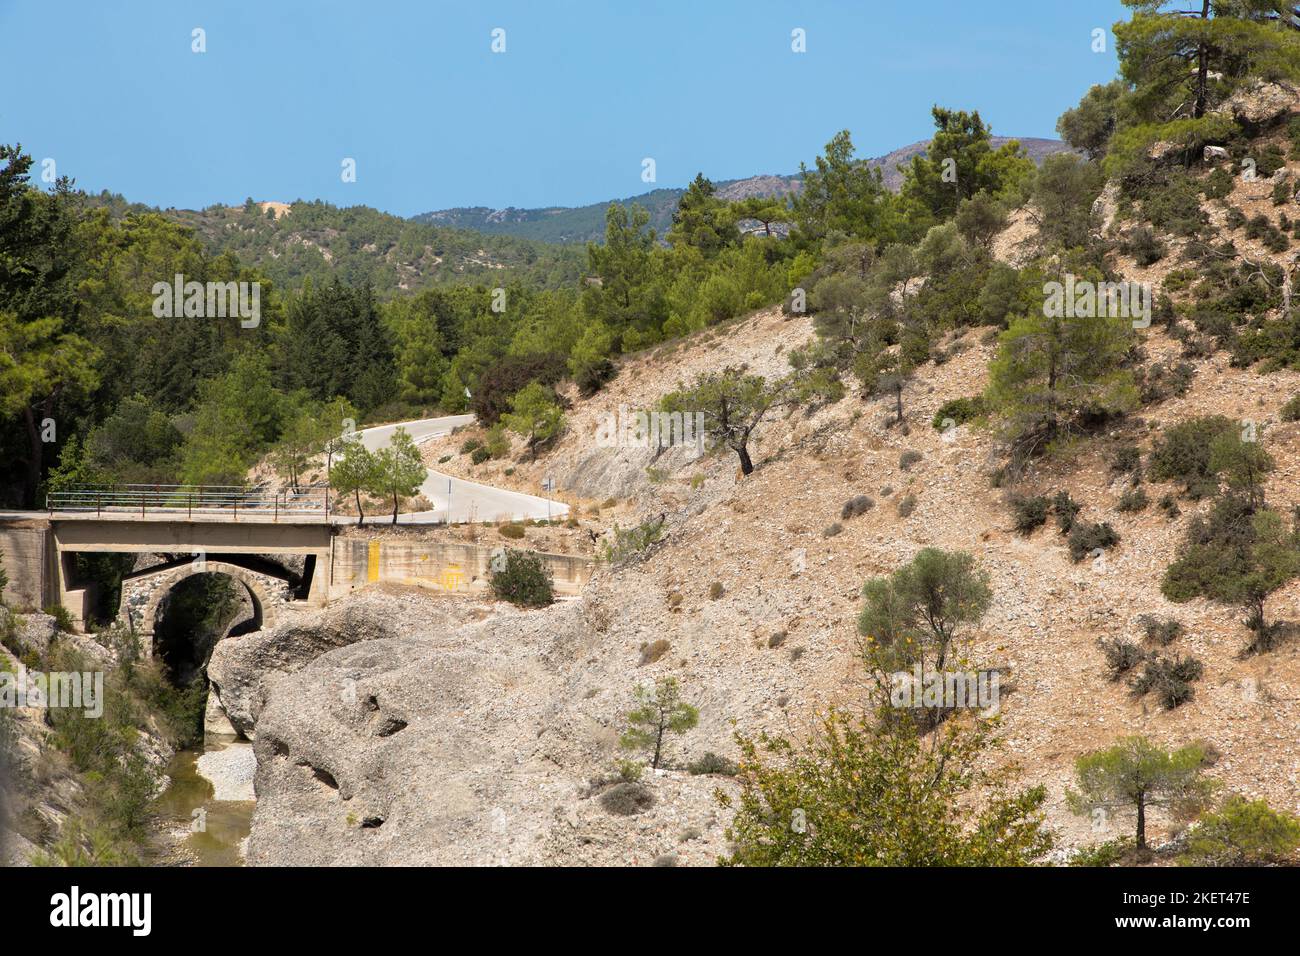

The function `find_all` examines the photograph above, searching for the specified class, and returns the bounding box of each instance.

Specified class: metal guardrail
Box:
[46,484,330,522]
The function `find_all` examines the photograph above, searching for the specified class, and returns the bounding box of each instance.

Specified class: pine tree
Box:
[619,678,699,770]
[369,427,426,524]
[1068,736,1216,851]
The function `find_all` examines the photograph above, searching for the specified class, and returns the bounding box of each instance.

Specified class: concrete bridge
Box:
[0,510,333,634]
[0,415,587,647]
[0,509,593,647]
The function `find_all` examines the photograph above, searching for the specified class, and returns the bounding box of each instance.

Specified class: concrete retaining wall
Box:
[329,536,592,599]
[0,518,51,610]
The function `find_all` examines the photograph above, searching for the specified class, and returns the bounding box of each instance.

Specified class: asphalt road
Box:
[354,415,568,524]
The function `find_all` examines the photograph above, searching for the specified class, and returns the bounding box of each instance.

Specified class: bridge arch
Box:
[120,559,292,656]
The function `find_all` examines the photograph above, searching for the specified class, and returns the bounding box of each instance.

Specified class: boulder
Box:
[1203,144,1230,163]
[204,690,240,740]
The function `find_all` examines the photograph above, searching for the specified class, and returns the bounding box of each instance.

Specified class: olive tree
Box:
[659,367,793,476]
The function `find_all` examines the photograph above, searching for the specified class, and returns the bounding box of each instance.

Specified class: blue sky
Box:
[0,0,1129,217]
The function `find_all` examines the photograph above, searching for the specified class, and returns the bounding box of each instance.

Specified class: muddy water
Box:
[151,742,254,866]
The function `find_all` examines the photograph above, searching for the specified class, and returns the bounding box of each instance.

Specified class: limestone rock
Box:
[1214,79,1299,128]
[207,595,410,738]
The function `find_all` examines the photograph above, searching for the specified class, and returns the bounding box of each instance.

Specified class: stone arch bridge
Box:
[118,557,296,654]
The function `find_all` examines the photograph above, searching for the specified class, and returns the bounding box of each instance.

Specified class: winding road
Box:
[355,415,568,525]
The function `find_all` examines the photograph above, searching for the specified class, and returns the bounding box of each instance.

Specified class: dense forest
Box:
[84,192,588,293]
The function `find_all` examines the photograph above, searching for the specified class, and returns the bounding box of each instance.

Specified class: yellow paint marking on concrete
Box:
[438,564,464,591]
[367,540,381,582]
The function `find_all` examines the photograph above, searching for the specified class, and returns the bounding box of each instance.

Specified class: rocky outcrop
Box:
[0,608,58,660]
[558,440,705,501]
[206,595,414,738]
[241,591,733,866]
[1213,79,1299,128]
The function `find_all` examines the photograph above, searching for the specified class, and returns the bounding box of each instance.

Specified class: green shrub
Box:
[898,450,923,471]
[1158,493,1181,520]
[1068,521,1119,561]
[1116,487,1149,513]
[1010,494,1049,534]
[1273,176,1294,207]
[1148,416,1237,498]
[599,517,666,563]
[896,494,917,518]
[1245,213,1288,252]
[1202,166,1234,200]
[487,549,555,607]
[1052,491,1081,534]
[708,581,725,600]
[616,759,644,783]
[823,522,843,538]
[470,446,491,465]
[460,437,483,455]
[1182,796,1300,866]
[1136,361,1195,404]
[1131,654,1203,710]
[931,396,986,431]
[1071,837,1136,867]
[1281,395,1300,422]
[688,752,739,776]
[1252,143,1286,179]
[1111,444,1142,475]
[1138,615,1184,646]
[498,522,526,539]
[1121,225,1166,265]
[841,495,874,520]
[1099,637,1146,681]
[43,604,75,633]
[484,424,511,460]
[1143,174,1206,236]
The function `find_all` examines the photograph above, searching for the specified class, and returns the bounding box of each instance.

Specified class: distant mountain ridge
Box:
[413,136,1072,244]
